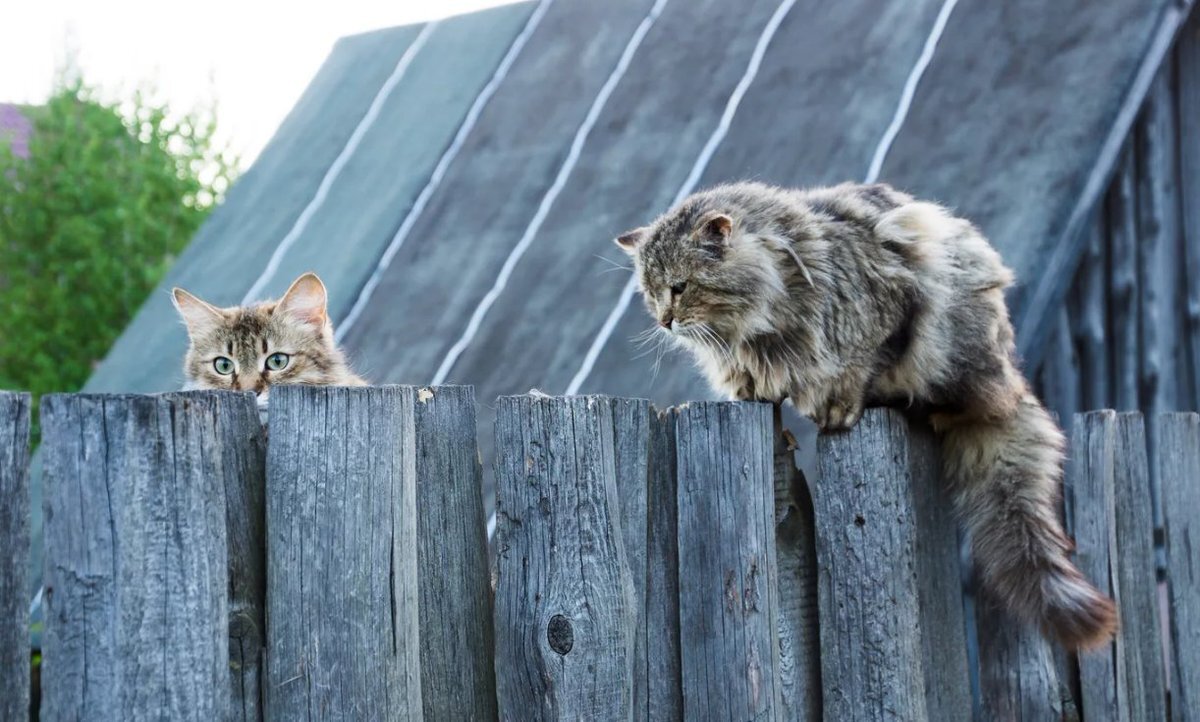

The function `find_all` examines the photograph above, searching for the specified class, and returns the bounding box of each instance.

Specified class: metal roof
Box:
[67,0,1188,546]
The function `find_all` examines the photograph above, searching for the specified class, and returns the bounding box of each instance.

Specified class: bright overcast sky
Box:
[2,0,518,165]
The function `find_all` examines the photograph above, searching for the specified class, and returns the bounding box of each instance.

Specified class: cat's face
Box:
[173,273,347,408]
[616,204,777,343]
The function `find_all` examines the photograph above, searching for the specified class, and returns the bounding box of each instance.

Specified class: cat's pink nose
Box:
[659,312,673,329]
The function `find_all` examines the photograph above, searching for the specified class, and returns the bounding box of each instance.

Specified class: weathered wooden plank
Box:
[816,409,927,721]
[173,391,267,722]
[675,401,780,720]
[1136,68,1182,571]
[1038,307,1082,447]
[772,407,820,722]
[606,397,653,722]
[646,407,683,721]
[1072,214,1111,411]
[1177,12,1200,410]
[265,385,422,720]
[1108,145,1141,411]
[906,422,972,719]
[1070,411,1120,719]
[1159,412,1200,721]
[412,385,497,721]
[0,391,31,722]
[1111,413,1168,720]
[1137,65,1183,419]
[974,600,1065,722]
[41,393,235,720]
[493,395,637,720]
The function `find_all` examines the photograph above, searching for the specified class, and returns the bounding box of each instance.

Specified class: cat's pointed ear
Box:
[696,211,733,241]
[277,272,328,328]
[614,227,649,255]
[172,287,224,336]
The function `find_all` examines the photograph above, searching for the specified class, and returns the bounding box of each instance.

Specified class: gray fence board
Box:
[265,386,422,720]
[607,397,653,722]
[647,407,683,721]
[1071,412,1168,720]
[1042,307,1082,438]
[1112,414,1168,720]
[906,425,972,719]
[41,393,234,720]
[675,401,781,721]
[1109,148,1141,411]
[1071,411,1121,719]
[413,386,497,721]
[182,392,269,722]
[1073,216,1111,411]
[815,408,930,722]
[772,408,820,722]
[975,606,1065,721]
[0,391,31,722]
[1178,12,1200,411]
[1159,412,1200,721]
[493,395,637,721]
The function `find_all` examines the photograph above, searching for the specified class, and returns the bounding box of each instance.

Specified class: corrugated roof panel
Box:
[84,4,535,393]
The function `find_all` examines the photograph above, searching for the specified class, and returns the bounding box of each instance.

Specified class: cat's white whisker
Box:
[594,254,633,274]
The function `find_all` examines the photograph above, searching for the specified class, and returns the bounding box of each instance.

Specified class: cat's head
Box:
[615,187,787,344]
[172,272,354,408]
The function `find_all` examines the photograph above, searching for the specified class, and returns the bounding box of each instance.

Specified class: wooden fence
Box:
[1,386,1198,720]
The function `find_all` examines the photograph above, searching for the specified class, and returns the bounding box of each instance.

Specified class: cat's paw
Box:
[815,397,863,432]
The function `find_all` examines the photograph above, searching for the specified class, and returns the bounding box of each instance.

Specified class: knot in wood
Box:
[547,614,574,655]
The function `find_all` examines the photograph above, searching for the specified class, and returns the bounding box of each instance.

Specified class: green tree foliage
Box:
[0,78,237,414]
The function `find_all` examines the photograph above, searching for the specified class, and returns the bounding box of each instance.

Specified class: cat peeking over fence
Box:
[172,272,366,410]
[615,181,1118,650]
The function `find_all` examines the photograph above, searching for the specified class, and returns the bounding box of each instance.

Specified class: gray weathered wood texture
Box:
[974,601,1065,722]
[412,386,497,722]
[1071,412,1169,720]
[178,391,268,722]
[41,393,232,721]
[605,397,657,722]
[1178,11,1200,412]
[1159,412,1200,721]
[675,401,781,721]
[646,407,683,721]
[1073,216,1112,411]
[1109,148,1141,412]
[265,385,422,720]
[604,398,649,720]
[772,407,820,722]
[1111,414,1167,720]
[816,409,926,721]
[0,391,31,722]
[492,395,637,721]
[1071,411,1121,720]
[1136,68,1182,424]
[905,424,972,719]
[1041,307,1082,440]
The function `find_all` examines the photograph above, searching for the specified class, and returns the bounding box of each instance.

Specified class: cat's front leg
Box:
[720,368,758,402]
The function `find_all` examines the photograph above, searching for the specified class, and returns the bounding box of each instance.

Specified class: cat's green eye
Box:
[265,352,290,371]
[213,357,235,375]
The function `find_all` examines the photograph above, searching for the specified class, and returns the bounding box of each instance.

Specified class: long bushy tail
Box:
[939,394,1117,649]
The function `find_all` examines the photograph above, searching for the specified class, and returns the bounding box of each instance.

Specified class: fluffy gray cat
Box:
[616,181,1116,650]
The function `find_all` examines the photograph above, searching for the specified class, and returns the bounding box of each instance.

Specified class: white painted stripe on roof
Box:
[242,21,439,305]
[431,0,671,385]
[563,0,798,398]
[564,0,960,401]
[486,0,800,543]
[865,0,959,183]
[335,0,555,341]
